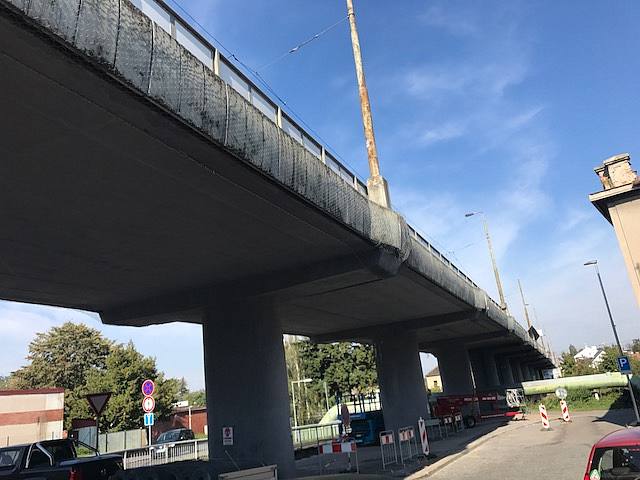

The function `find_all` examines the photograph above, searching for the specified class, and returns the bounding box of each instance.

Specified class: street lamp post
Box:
[584,260,640,424]
[291,378,313,428]
[465,211,508,312]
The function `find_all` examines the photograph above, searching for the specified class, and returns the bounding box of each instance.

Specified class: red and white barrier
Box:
[379,430,397,469]
[398,428,415,442]
[418,417,430,456]
[560,400,571,422]
[319,441,358,473]
[539,404,550,430]
[318,441,356,454]
[380,432,394,445]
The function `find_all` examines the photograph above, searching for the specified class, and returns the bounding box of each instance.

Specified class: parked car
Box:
[0,438,122,479]
[155,428,195,445]
[584,426,640,479]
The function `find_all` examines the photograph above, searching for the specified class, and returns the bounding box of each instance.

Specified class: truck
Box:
[0,438,122,479]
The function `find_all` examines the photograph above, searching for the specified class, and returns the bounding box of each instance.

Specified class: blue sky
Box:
[2,0,640,389]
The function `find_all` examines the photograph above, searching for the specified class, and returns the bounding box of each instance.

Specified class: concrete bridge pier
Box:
[203,301,296,478]
[436,344,476,395]
[497,356,515,386]
[375,330,430,433]
[469,349,500,390]
[510,359,524,383]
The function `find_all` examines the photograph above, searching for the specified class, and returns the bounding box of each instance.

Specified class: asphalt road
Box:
[427,410,634,480]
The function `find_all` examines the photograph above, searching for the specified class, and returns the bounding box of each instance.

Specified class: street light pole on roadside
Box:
[584,260,640,424]
[291,378,313,428]
[465,211,508,312]
[345,0,390,208]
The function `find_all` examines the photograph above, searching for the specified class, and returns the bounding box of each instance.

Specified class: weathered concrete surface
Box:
[203,301,295,477]
[375,330,430,434]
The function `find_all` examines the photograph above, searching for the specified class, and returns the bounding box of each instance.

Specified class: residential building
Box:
[589,153,640,307]
[424,366,442,392]
[0,388,65,446]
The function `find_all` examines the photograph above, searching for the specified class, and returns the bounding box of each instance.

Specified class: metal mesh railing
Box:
[291,421,341,451]
[118,438,209,470]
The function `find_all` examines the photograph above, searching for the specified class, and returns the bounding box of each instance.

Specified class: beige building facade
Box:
[589,153,640,307]
[0,388,65,446]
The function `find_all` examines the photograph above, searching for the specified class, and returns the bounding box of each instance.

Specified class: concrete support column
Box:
[523,364,534,381]
[482,351,501,388]
[510,359,524,383]
[436,344,475,395]
[497,356,515,386]
[203,302,295,478]
[375,330,429,433]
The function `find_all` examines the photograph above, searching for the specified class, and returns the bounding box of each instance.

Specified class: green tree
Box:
[560,350,596,377]
[85,342,179,431]
[630,339,640,353]
[0,376,10,389]
[285,339,378,423]
[10,322,112,428]
[185,389,206,407]
[595,346,620,373]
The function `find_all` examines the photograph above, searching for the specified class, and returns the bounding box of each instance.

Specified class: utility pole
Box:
[346,0,390,208]
[465,212,508,312]
[518,279,532,329]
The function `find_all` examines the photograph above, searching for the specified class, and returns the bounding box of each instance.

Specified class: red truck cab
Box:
[584,427,640,479]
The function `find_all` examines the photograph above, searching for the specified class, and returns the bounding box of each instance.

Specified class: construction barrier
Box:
[453,412,464,431]
[318,440,359,473]
[379,430,397,470]
[442,415,454,435]
[539,404,550,430]
[560,400,571,422]
[417,417,430,456]
[398,426,418,465]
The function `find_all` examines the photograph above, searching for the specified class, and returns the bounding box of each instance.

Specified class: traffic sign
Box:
[142,395,156,413]
[618,356,632,375]
[142,379,156,397]
[222,426,234,446]
[86,392,111,416]
[555,387,568,400]
[144,413,154,426]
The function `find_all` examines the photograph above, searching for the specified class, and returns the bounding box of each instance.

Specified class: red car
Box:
[584,427,640,479]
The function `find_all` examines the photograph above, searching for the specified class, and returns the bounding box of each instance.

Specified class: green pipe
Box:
[522,372,629,395]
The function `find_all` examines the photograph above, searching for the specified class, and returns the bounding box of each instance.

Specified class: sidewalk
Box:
[296,417,532,478]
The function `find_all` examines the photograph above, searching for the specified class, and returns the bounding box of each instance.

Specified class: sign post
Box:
[141,379,156,446]
[86,392,112,450]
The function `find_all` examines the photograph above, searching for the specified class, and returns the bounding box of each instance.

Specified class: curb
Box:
[406,421,534,479]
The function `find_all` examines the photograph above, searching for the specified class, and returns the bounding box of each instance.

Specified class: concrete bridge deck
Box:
[0,0,553,476]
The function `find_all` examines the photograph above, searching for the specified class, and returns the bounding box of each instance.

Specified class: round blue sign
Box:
[142,379,155,396]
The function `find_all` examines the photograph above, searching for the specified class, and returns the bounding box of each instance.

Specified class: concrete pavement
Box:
[422,409,634,480]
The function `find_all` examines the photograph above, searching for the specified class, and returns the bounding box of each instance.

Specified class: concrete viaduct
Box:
[0,0,554,476]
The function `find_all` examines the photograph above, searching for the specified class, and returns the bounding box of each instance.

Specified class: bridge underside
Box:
[0,3,491,341]
[0,2,552,477]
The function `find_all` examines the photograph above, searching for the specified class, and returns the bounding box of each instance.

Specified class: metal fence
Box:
[291,421,341,451]
[118,438,209,470]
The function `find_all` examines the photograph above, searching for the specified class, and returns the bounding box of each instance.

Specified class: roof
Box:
[594,427,640,448]
[426,366,440,377]
[0,388,64,396]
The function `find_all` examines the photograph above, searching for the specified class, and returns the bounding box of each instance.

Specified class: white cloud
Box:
[419,122,466,146]
[420,5,478,37]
